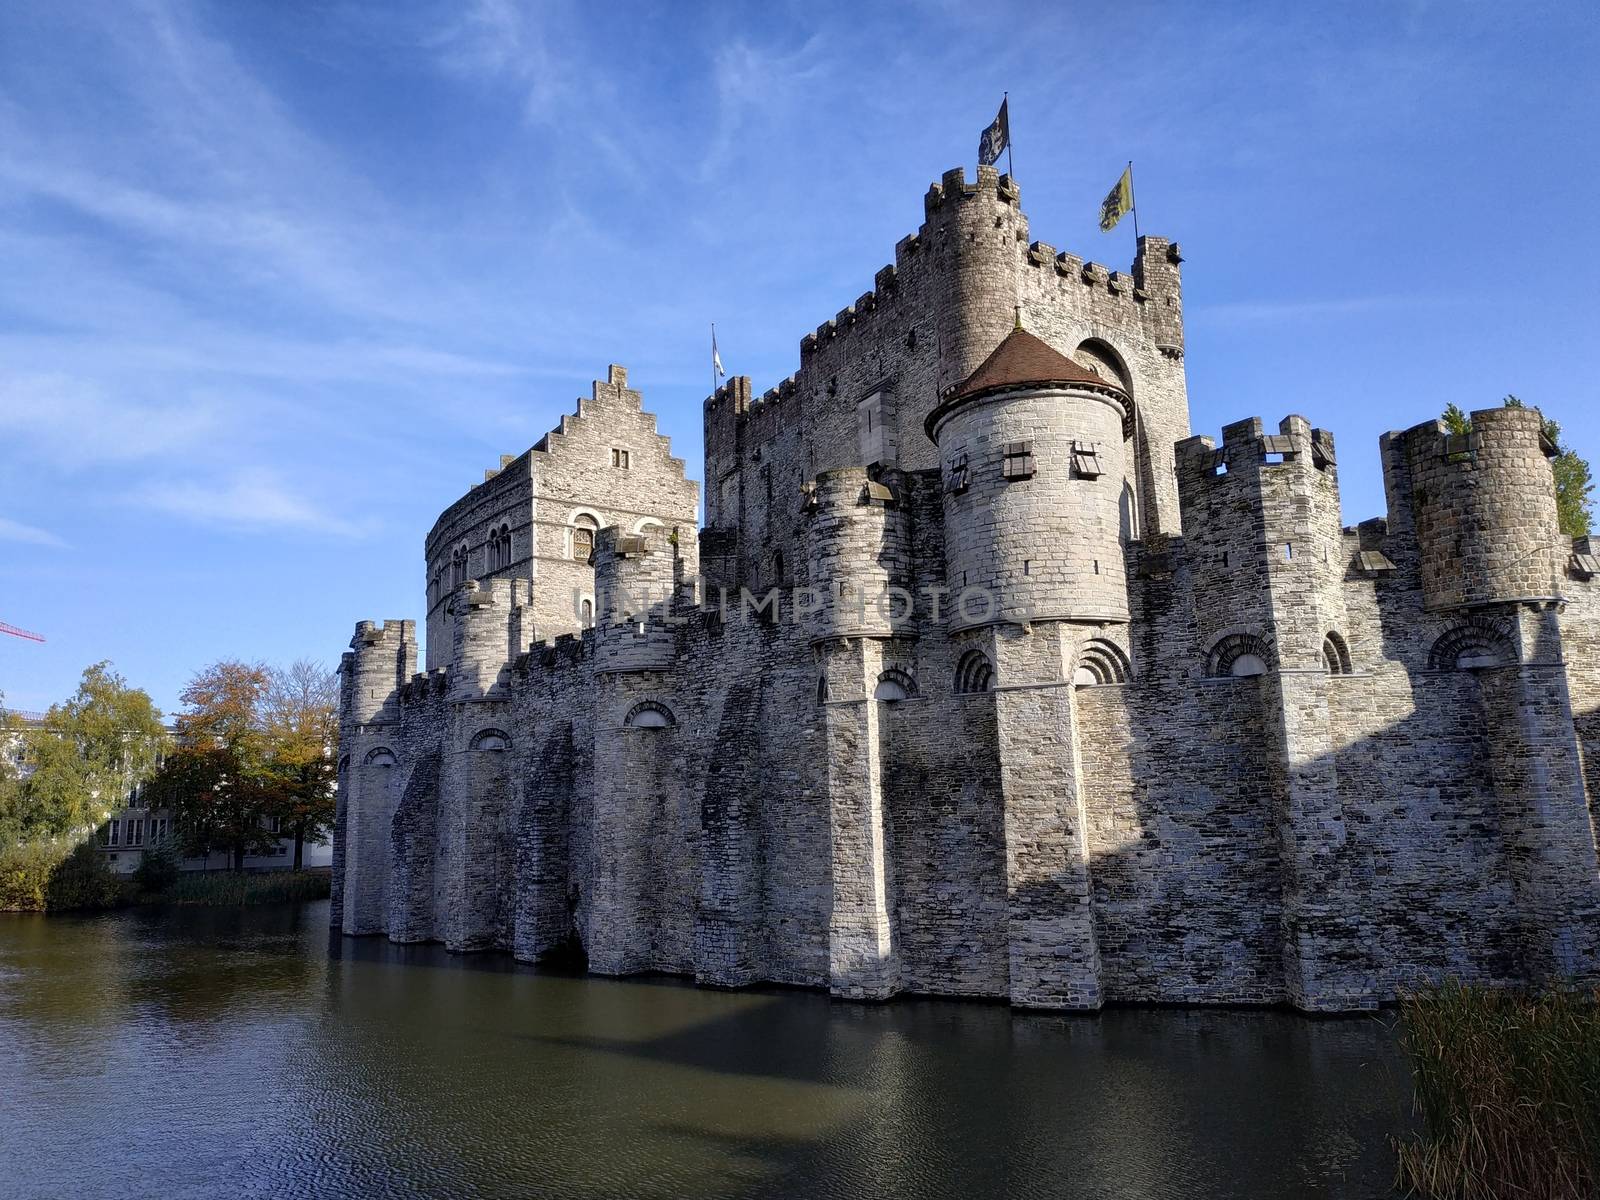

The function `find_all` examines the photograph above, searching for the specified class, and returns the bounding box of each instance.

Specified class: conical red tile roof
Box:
[952,328,1119,401]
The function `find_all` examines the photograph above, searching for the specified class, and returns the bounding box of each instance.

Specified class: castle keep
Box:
[332,164,1600,1012]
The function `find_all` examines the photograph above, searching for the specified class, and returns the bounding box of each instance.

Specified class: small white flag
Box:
[712,327,726,378]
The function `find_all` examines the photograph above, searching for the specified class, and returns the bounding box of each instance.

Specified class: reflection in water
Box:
[0,902,1412,1199]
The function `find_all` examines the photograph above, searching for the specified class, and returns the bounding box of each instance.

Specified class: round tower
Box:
[922,165,1029,393]
[343,620,417,725]
[927,326,1130,631]
[1401,405,1563,612]
[803,466,913,642]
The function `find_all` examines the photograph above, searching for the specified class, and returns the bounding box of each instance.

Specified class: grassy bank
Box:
[1394,982,1600,1199]
[1,839,329,911]
[157,869,329,906]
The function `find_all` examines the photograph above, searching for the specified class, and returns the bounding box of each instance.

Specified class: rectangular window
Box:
[129,819,144,847]
[945,451,969,495]
[99,822,112,847]
[611,448,630,469]
[1071,441,1103,479]
[1002,441,1036,480]
[152,818,167,845]
[107,820,119,847]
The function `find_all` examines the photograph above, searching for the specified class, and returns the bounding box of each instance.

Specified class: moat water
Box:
[0,900,1415,1199]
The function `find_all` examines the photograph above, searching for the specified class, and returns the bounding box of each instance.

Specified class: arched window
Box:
[1205,631,1272,679]
[956,649,993,694]
[816,675,829,705]
[580,598,594,628]
[1074,639,1131,686]
[571,514,599,562]
[1428,620,1515,671]
[773,551,785,585]
[624,700,675,728]
[470,729,511,751]
[1323,631,1353,675]
[873,669,917,703]
[364,747,397,768]
[487,522,511,572]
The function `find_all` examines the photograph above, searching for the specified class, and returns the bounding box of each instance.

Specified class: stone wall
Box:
[332,167,1600,1013]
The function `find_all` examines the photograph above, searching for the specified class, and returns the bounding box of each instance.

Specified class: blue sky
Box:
[2,0,1597,715]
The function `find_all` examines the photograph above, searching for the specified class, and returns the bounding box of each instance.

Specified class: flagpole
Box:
[1004,91,1013,179]
[711,322,716,398]
[1128,160,1140,241]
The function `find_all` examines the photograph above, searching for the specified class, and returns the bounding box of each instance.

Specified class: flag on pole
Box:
[1099,164,1134,232]
[712,325,725,378]
[978,97,1009,167]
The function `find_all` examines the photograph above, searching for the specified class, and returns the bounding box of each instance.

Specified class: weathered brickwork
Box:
[330,165,1600,1012]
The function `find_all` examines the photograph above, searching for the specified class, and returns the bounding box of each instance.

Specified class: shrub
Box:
[132,847,180,894]
[42,841,131,911]
[1394,981,1600,1199]
[0,840,71,911]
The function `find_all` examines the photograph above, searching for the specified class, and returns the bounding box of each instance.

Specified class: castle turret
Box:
[1176,414,1347,671]
[335,619,417,937]
[447,579,530,701]
[923,166,1028,394]
[802,466,914,642]
[342,620,416,725]
[592,524,679,673]
[1394,405,1563,612]
[928,326,1131,630]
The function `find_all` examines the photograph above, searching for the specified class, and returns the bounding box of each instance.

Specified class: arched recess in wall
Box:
[470,729,511,751]
[624,700,675,728]
[955,649,994,694]
[337,754,350,775]
[1428,619,1516,671]
[873,669,917,702]
[1076,337,1142,540]
[630,517,664,535]
[816,675,829,705]
[364,747,397,767]
[1323,631,1353,675]
[1204,630,1272,678]
[1073,638,1132,687]
[568,508,604,562]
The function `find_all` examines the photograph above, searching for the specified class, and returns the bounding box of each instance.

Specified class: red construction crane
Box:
[0,621,44,643]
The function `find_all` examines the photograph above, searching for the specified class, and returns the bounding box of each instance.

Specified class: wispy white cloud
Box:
[426,0,572,121]
[0,373,222,468]
[130,469,368,539]
[0,516,67,548]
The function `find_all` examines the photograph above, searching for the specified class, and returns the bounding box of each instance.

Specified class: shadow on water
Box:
[1,900,1414,1200]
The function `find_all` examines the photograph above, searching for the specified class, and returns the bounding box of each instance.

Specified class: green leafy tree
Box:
[14,664,167,841]
[146,660,277,872]
[1441,398,1594,537]
[260,660,339,870]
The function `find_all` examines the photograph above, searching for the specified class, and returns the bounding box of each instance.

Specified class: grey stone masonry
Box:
[331,164,1600,1013]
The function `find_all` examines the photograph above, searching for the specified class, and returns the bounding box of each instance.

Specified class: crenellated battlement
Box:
[1177,414,1338,491]
[922,164,1020,218]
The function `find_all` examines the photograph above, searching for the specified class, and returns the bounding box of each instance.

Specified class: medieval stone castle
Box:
[332,163,1600,1012]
